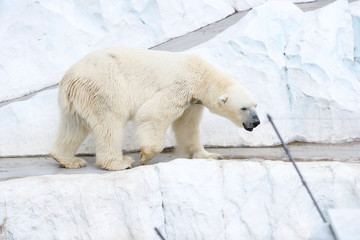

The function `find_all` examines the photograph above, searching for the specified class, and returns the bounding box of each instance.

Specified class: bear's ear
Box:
[218,95,228,106]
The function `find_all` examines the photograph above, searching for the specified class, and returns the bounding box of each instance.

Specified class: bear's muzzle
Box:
[243,110,260,132]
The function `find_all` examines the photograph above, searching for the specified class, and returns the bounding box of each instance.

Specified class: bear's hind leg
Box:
[93,117,134,171]
[173,105,223,160]
[51,112,89,169]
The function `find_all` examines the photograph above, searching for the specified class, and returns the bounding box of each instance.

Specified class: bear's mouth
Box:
[243,123,253,132]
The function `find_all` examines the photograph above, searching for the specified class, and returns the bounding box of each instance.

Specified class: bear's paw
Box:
[97,156,134,171]
[62,157,87,169]
[193,151,223,160]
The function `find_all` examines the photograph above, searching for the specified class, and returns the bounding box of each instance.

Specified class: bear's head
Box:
[213,84,260,131]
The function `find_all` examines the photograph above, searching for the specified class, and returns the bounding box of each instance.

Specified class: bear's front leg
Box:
[135,91,187,165]
[136,120,168,165]
[173,105,223,160]
[140,145,164,165]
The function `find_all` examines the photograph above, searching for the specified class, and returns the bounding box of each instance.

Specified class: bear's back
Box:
[66,47,191,87]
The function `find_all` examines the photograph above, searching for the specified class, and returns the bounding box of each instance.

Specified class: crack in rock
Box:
[0,84,58,108]
[155,165,168,240]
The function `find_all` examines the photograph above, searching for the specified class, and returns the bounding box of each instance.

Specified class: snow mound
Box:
[1,159,359,239]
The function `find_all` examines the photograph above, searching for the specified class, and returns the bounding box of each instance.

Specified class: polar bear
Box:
[51,47,260,170]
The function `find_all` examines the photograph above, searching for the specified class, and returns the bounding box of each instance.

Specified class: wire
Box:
[267,114,327,223]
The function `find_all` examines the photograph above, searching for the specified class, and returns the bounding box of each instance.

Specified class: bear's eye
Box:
[241,107,247,111]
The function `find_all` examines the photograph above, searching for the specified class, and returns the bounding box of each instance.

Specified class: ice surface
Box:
[1,0,360,156]
[1,159,359,239]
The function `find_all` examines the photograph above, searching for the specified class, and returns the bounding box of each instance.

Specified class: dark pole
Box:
[155,227,166,240]
[267,114,327,223]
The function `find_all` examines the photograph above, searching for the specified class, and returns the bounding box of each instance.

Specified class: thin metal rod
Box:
[155,227,166,240]
[267,114,327,223]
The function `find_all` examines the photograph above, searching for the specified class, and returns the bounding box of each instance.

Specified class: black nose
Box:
[253,119,260,128]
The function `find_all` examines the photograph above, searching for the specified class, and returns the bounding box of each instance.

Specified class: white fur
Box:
[51,47,258,170]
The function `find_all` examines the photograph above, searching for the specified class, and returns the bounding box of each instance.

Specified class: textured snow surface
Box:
[1,159,360,240]
[1,0,360,156]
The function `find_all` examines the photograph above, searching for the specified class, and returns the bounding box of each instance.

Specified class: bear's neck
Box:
[195,63,236,110]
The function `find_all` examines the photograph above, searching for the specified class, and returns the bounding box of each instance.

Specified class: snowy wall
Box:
[1,0,360,156]
[1,159,360,239]
[0,0,233,104]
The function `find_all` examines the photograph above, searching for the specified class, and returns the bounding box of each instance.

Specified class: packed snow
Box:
[1,0,359,156]
[1,159,359,240]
